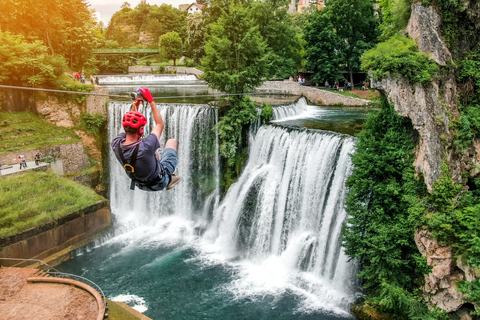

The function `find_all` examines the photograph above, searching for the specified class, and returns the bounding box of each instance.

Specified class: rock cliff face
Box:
[414,229,479,313]
[373,2,461,190]
[374,2,480,316]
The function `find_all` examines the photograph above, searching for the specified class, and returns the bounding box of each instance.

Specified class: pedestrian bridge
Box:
[93,48,159,61]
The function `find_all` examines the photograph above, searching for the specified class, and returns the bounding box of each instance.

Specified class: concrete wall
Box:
[0,201,111,267]
[128,66,159,73]
[164,66,203,78]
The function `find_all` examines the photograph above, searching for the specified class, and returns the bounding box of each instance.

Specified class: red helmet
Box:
[122,111,147,134]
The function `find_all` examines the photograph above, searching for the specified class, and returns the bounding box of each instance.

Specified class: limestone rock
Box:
[74,130,102,167]
[406,2,452,66]
[36,98,81,128]
[373,74,460,190]
[415,229,469,312]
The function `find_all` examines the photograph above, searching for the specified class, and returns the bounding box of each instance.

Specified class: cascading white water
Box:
[108,101,218,226]
[272,97,310,120]
[205,125,358,315]
[107,97,359,316]
[99,74,198,85]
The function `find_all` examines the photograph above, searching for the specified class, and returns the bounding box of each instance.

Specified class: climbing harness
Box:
[116,143,165,191]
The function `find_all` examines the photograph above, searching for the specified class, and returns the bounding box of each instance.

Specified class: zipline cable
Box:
[0,84,270,101]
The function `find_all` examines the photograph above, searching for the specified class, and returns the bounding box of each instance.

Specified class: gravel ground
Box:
[0,268,99,320]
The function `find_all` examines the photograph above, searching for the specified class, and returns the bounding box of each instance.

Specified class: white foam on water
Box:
[111,294,148,313]
[107,99,360,316]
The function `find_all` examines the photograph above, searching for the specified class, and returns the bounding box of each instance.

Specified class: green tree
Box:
[250,0,302,79]
[304,0,379,87]
[0,32,68,87]
[186,13,206,63]
[0,0,100,70]
[202,3,269,94]
[159,31,183,66]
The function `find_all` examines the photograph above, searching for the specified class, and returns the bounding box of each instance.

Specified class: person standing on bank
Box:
[111,88,181,191]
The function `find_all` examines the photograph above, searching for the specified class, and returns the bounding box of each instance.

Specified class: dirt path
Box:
[0,268,99,320]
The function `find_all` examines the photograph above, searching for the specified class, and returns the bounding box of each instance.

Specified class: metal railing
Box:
[0,258,107,309]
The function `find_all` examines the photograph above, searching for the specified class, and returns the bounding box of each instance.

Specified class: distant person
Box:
[80,73,85,84]
[90,75,94,85]
[75,72,80,82]
[347,82,352,90]
[35,152,42,165]
[18,156,22,169]
[325,80,329,89]
[95,76,100,85]
[111,88,181,191]
[20,155,27,169]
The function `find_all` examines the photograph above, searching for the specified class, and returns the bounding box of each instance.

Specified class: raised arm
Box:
[137,88,164,140]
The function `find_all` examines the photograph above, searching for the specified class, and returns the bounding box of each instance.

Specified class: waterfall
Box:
[107,98,359,316]
[272,97,310,120]
[99,74,198,85]
[108,101,218,226]
[205,125,358,314]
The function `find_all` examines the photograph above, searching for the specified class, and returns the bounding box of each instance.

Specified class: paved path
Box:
[0,161,48,176]
[256,81,372,106]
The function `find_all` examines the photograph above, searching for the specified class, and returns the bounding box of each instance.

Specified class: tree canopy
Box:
[159,32,183,66]
[202,3,269,94]
[304,0,379,86]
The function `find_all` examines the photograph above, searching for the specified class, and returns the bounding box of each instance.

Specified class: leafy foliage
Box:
[458,278,480,316]
[361,35,440,83]
[416,163,480,267]
[304,0,379,85]
[250,0,302,79]
[343,96,427,293]
[377,0,413,40]
[216,96,258,159]
[0,32,69,87]
[159,31,183,66]
[0,0,100,69]
[202,3,269,94]
[186,13,207,63]
[80,112,106,135]
[106,2,187,49]
[341,97,452,319]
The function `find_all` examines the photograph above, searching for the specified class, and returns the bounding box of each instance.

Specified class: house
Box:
[179,4,190,11]
[179,3,205,14]
[297,0,324,13]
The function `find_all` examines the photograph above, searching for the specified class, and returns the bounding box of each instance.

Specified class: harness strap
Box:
[117,143,140,190]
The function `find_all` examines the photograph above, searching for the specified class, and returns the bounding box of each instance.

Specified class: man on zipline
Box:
[111,88,181,191]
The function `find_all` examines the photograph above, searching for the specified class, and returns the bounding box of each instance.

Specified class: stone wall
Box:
[0,200,111,267]
[257,81,371,106]
[86,86,109,117]
[128,66,159,74]
[0,142,90,174]
[164,66,204,78]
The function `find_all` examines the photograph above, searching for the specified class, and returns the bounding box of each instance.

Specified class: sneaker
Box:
[166,176,181,190]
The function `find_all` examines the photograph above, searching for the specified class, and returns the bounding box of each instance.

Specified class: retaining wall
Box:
[0,200,111,267]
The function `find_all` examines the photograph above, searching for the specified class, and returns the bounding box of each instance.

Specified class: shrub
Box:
[80,112,105,135]
[361,35,439,83]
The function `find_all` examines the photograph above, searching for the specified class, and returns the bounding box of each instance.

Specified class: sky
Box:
[87,0,185,24]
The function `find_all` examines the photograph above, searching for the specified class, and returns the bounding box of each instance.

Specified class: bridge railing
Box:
[94,48,159,54]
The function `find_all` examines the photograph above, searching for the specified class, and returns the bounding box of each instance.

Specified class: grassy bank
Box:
[0,170,104,238]
[0,111,80,154]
